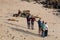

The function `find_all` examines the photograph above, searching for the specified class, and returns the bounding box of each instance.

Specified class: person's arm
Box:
[46,24,48,30]
[35,19,38,22]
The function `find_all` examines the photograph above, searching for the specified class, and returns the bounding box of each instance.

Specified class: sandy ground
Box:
[0,0,60,40]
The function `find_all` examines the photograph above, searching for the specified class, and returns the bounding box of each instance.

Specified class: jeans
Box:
[41,30,45,37]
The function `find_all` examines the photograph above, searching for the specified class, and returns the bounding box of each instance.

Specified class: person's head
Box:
[45,22,47,24]
[39,18,41,20]
[18,10,21,12]
[26,10,30,13]
[31,15,34,18]
[42,21,44,23]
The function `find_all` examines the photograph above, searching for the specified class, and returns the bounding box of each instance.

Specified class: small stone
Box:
[12,36,15,39]
[53,30,54,32]
[55,36,58,39]
[6,31,9,34]
[24,38,26,39]
[9,34,12,36]
[20,35,23,37]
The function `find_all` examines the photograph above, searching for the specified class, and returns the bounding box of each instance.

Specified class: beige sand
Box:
[0,0,60,40]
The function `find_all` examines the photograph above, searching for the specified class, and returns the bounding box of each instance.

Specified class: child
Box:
[45,22,48,37]
[41,21,48,37]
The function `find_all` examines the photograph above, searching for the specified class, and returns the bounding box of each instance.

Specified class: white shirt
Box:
[45,24,48,30]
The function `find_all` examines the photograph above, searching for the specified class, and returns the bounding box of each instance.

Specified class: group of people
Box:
[37,18,48,37]
[26,10,48,37]
[13,10,48,37]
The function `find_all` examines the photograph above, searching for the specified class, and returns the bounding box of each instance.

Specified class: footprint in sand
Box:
[24,37,26,39]
[53,30,55,32]
[20,35,23,37]
[0,24,3,26]
[7,34,12,37]
[7,34,15,39]
[12,36,15,39]
[0,36,3,39]
[6,30,9,34]
[0,16,2,17]
[55,36,58,39]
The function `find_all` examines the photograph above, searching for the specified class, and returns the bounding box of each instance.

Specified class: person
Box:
[30,15,35,30]
[26,12,31,29]
[41,21,45,37]
[37,18,42,35]
[41,21,48,37]
[54,1,58,8]
[44,22,48,37]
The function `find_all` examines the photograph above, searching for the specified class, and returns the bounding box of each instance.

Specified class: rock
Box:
[12,36,15,39]
[8,18,19,22]
[24,38,26,39]
[55,36,58,39]
[53,30,54,32]
[20,35,23,37]
[6,31,9,34]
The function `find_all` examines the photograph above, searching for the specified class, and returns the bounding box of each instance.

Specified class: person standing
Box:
[44,22,48,37]
[30,15,35,30]
[26,12,31,29]
[37,18,42,35]
[41,21,45,37]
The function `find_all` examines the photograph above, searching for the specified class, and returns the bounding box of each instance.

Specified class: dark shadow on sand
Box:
[10,27,41,37]
[4,22,26,29]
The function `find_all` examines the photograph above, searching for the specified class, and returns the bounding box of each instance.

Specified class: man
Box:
[26,11,31,29]
[37,18,42,35]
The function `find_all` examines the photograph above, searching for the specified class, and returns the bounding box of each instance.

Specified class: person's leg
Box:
[27,21,30,29]
[31,22,34,30]
[45,30,48,36]
[39,27,40,34]
[38,27,42,35]
[42,30,45,37]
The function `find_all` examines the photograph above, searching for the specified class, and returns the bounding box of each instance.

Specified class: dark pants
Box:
[45,30,48,36]
[31,21,34,30]
[42,30,45,37]
[42,30,48,37]
[27,21,30,29]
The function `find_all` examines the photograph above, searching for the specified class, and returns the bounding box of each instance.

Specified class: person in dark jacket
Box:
[37,18,42,35]
[26,12,31,29]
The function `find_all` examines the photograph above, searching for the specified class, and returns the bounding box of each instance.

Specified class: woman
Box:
[30,15,35,30]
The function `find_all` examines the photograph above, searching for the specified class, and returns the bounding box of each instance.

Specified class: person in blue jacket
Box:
[37,18,42,35]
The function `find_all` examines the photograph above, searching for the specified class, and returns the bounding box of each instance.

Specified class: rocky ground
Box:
[0,0,60,40]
